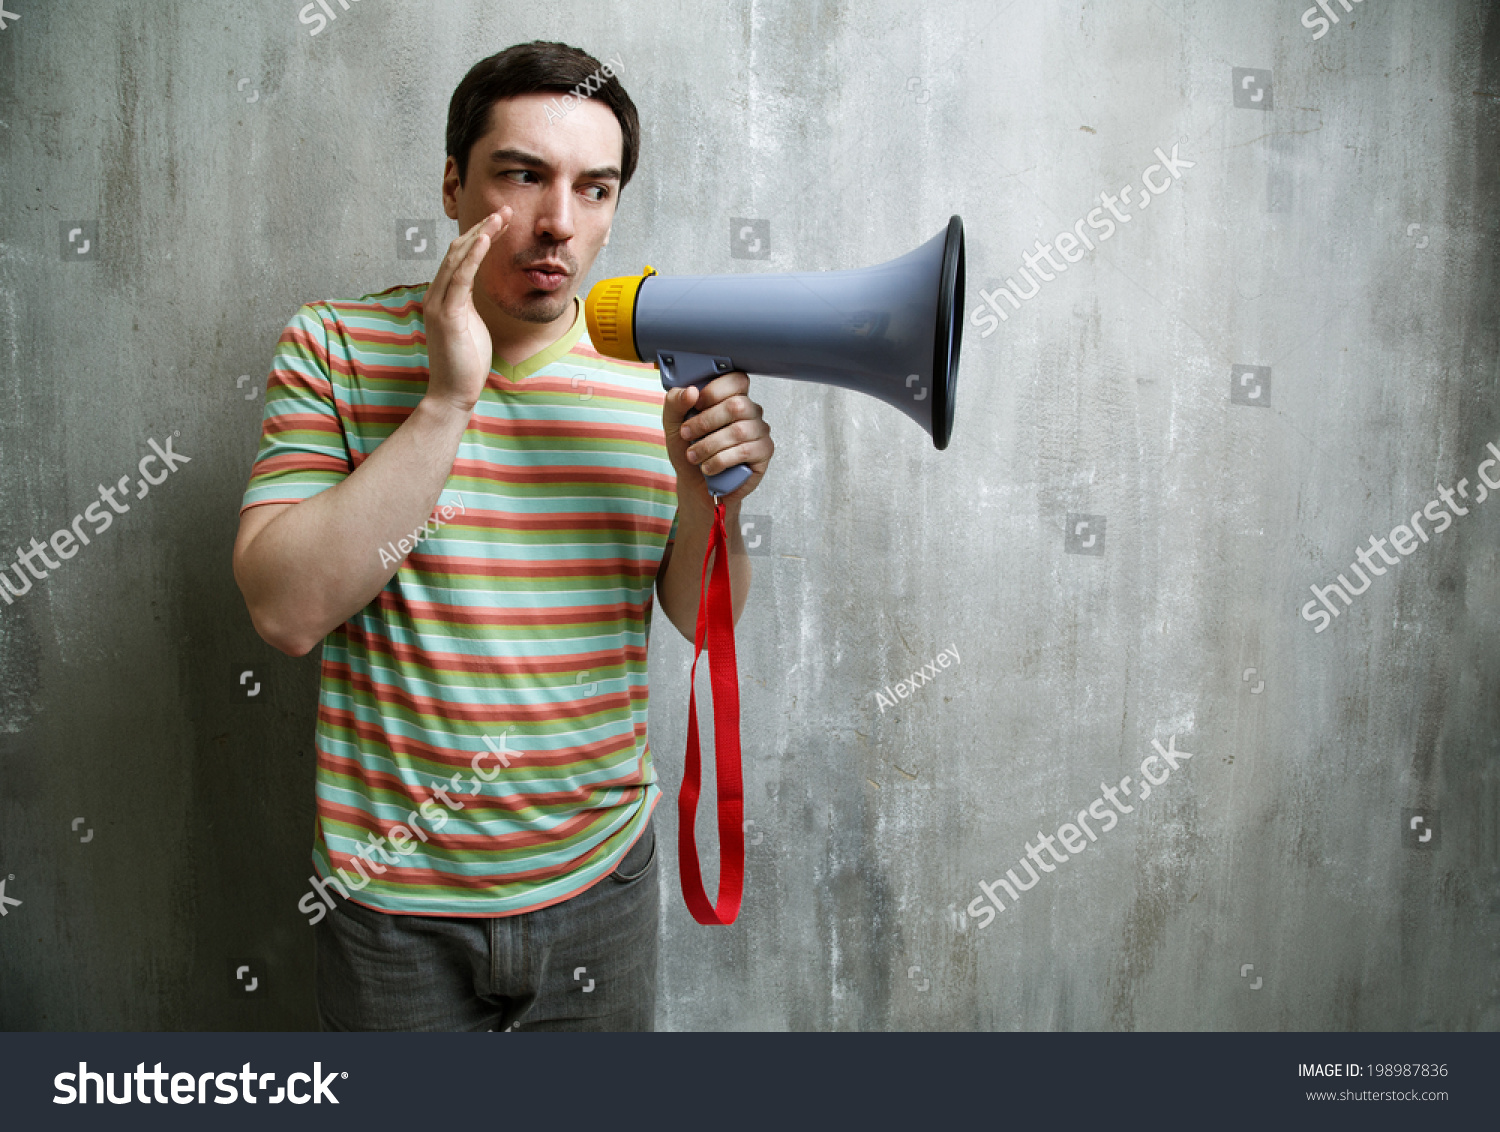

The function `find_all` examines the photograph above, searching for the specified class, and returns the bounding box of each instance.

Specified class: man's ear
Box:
[602,227,611,247]
[440,156,461,220]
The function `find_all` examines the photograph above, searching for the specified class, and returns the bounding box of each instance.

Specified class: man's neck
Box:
[479,293,581,369]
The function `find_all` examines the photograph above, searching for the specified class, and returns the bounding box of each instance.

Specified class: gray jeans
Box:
[314,820,659,1031]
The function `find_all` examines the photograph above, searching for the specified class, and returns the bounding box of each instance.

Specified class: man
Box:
[232,40,774,1032]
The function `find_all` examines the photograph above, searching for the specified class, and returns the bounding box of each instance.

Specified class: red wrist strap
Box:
[677,497,745,926]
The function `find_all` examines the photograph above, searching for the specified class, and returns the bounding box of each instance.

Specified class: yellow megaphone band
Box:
[583,265,656,362]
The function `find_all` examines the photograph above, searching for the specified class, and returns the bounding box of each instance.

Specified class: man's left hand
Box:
[662,371,774,508]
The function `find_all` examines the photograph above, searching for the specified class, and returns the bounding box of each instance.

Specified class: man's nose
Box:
[535,184,576,242]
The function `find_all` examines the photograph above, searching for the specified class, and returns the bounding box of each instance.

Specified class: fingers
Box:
[429,208,510,309]
[682,403,766,470]
[694,422,773,478]
[676,376,761,443]
[661,384,700,431]
[684,412,772,475]
[662,372,773,481]
[449,208,509,299]
[682,371,749,420]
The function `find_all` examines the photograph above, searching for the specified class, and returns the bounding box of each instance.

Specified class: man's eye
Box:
[503,171,536,184]
[584,186,607,202]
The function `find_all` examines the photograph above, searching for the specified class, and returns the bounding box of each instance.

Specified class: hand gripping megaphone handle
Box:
[656,350,753,496]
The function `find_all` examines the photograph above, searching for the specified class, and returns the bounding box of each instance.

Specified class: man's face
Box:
[443,92,623,325]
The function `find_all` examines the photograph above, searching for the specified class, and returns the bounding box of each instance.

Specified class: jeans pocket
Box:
[325,885,382,927]
[609,822,657,884]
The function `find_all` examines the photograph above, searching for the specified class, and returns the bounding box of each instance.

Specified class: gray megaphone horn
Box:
[583,216,965,494]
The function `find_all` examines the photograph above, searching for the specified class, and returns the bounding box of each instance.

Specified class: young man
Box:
[232,41,774,1031]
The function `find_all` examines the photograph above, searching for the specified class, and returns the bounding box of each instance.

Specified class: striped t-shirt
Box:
[241,282,677,917]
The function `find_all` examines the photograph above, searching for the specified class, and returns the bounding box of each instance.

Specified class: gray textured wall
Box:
[1,0,1497,1031]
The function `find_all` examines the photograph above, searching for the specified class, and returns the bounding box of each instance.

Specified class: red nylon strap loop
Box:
[677,497,745,926]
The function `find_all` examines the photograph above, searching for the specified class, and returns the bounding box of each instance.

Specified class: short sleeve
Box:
[240,303,353,513]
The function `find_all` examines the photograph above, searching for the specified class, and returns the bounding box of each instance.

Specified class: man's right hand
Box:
[422,208,511,413]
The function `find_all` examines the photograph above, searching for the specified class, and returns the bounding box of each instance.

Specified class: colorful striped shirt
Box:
[240,282,677,916]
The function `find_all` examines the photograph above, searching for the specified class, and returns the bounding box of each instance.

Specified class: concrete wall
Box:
[1,0,1496,1031]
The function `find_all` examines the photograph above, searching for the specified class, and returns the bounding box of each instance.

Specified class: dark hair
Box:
[446,41,640,191]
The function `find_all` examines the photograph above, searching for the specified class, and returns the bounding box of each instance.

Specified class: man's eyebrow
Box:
[486,148,620,181]
[487,147,546,168]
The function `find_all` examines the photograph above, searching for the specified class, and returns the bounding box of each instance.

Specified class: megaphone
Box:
[584,216,966,494]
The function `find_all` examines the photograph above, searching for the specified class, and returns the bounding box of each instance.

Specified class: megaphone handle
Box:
[657,350,753,496]
[698,458,752,497]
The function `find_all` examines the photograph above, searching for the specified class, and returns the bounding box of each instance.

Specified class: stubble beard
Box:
[496,290,574,324]
[480,253,578,325]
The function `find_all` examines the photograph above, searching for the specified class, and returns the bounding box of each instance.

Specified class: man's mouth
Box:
[521,264,569,291]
